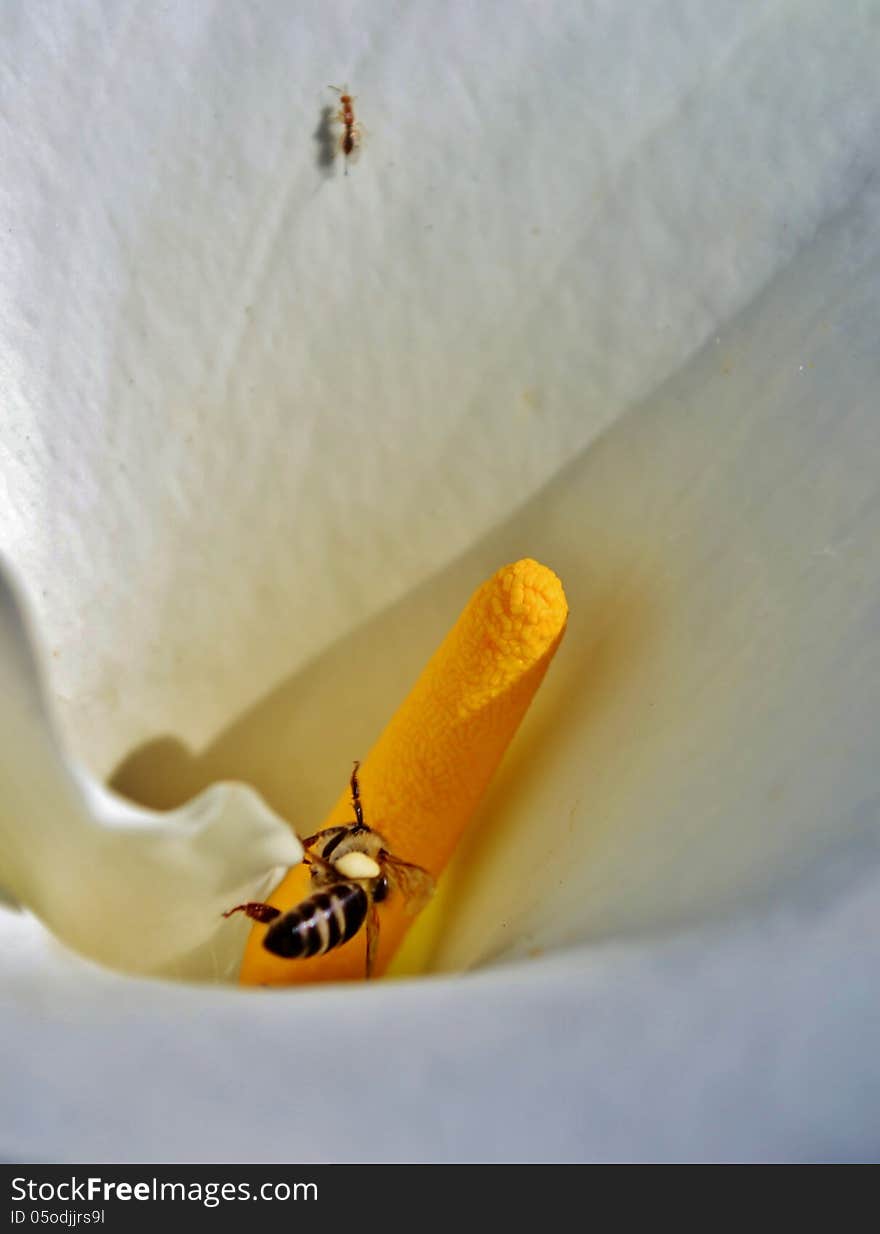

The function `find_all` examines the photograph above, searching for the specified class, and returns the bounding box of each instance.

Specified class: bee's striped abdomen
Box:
[262,882,368,960]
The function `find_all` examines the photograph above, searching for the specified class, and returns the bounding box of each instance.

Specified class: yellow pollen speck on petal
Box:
[240,558,568,986]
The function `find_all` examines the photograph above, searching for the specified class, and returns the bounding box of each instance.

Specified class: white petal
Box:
[0,558,301,976]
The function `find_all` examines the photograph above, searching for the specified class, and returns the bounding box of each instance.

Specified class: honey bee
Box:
[224,762,434,977]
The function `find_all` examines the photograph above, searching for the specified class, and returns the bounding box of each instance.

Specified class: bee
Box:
[224,762,434,977]
[329,85,361,173]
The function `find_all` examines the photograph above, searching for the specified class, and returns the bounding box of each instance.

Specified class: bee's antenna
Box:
[350,760,365,827]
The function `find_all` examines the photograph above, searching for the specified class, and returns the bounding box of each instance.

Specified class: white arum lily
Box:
[2,1,880,1162]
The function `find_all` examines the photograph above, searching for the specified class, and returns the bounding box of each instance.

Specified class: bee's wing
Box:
[382,854,435,916]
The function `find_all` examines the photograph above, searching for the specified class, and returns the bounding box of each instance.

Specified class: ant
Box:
[329,86,362,173]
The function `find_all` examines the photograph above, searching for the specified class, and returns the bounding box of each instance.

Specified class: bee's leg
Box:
[302,851,338,883]
[222,902,282,923]
[350,760,365,828]
[365,900,380,978]
[300,825,347,850]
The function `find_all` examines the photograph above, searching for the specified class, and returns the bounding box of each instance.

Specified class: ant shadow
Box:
[313,104,337,177]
